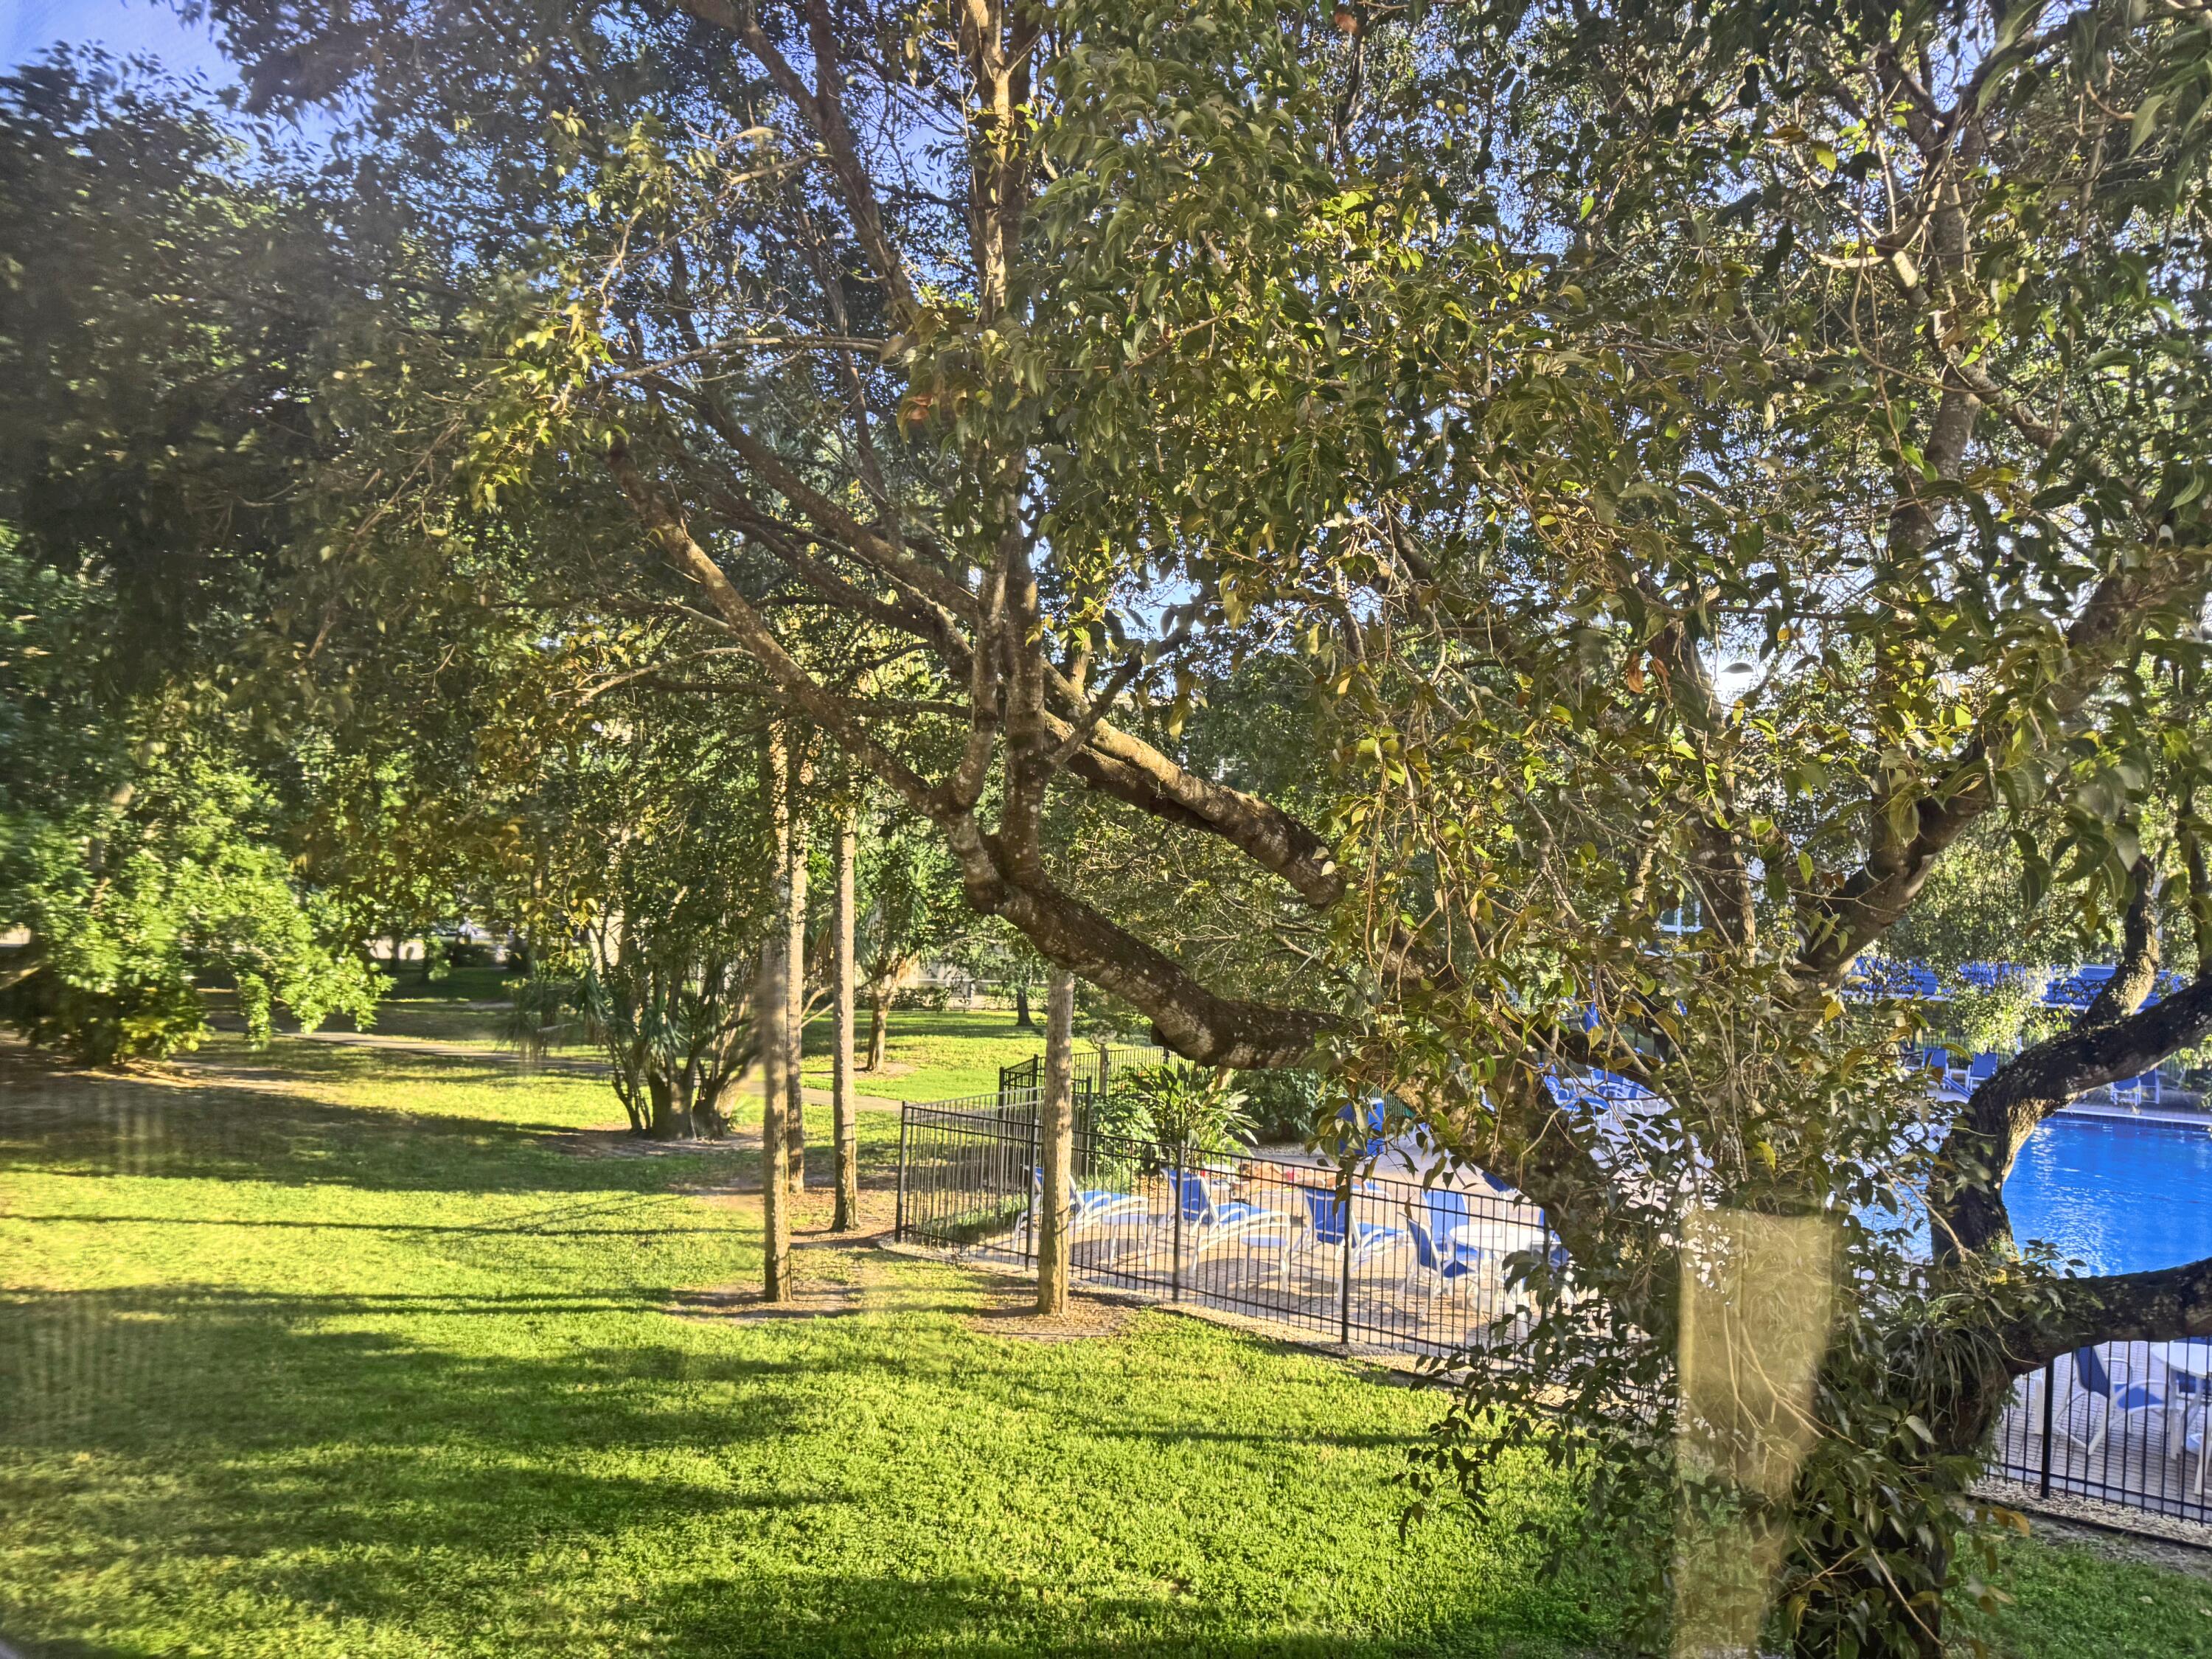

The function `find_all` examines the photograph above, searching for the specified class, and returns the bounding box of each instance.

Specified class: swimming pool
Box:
[2006,1113,2212,1276]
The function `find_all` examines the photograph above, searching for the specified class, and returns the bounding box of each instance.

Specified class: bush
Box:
[1094,1061,1254,1166]
[1238,1068,1326,1144]
[888,983,951,1011]
[503,972,582,1054]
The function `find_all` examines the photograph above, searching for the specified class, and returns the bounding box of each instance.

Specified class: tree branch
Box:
[1798,551,2205,984]
[675,0,921,323]
[605,438,940,815]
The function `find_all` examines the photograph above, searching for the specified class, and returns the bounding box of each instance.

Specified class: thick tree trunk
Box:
[1790,1320,2017,1659]
[785,742,809,1194]
[645,1072,690,1141]
[1036,967,1075,1315]
[694,1074,731,1138]
[832,814,858,1231]
[866,990,886,1071]
[1015,978,1032,1029]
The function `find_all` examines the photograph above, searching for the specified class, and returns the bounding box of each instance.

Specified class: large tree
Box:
[0,59,386,1060]
[187,0,2212,1649]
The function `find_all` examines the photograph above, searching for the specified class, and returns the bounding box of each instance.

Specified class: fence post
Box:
[2039,1355,2055,1498]
[1170,1147,1183,1302]
[894,1102,910,1243]
[1338,1178,1353,1346]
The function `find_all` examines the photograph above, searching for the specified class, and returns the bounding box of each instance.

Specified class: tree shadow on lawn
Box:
[0,1050,740,1198]
[0,1284,846,1616]
[0,1279,1616,1659]
[647,1566,1608,1659]
[820,1009,1040,1045]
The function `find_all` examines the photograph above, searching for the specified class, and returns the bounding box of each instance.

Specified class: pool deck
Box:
[2055,1098,2212,1129]
[1927,1076,2210,1127]
[1995,1350,2212,1530]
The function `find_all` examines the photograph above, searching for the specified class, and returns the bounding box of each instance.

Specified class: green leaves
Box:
[0,699,386,1064]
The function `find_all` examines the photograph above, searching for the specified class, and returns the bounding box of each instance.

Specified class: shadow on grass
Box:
[0,1284,827,1565]
[645,1568,1595,1659]
[1,1206,734,1238]
[0,1276,1612,1659]
[807,1009,1040,1044]
[0,1051,744,1197]
[0,1048,1619,1659]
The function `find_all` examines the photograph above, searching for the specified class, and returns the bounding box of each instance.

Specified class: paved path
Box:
[250,1026,909,1113]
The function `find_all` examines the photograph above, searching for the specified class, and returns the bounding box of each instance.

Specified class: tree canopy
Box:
[15,0,2212,1649]
[0,61,386,1060]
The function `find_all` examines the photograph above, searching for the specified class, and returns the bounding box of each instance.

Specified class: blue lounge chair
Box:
[1424,1186,1470,1237]
[1401,1207,1483,1298]
[1028,1166,1148,1226]
[1587,1070,1653,1104]
[1023,1168,1150,1256]
[2111,1070,2160,1109]
[1293,1186,1406,1279]
[1950,1051,2000,1092]
[1167,1169,1297,1262]
[2064,1345,2163,1455]
[1333,1101,1391,1161]
[2168,1359,2212,1497]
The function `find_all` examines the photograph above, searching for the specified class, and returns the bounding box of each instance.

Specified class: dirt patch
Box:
[556,1125,758,1161]
[961,1281,1133,1343]
[667,1277,869,1323]
[669,1223,889,1323]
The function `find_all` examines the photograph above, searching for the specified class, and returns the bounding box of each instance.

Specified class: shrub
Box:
[1238,1067,1326,1144]
[1093,1060,1254,1165]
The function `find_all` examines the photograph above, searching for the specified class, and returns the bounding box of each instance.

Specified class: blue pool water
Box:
[2006,1114,2212,1276]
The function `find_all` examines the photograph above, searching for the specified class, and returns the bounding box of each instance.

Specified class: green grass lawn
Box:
[299,985,1051,1095]
[204,971,517,1050]
[799,1006,1064,1104]
[2,1037,2205,1658]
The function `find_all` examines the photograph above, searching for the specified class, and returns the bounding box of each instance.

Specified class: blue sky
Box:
[2,0,233,80]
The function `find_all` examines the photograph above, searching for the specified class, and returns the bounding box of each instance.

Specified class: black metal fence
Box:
[897,1093,1558,1359]
[995,1043,1165,1112]
[897,1096,2212,1535]
[1990,1340,2212,1526]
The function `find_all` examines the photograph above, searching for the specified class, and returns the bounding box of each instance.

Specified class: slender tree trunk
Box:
[866,989,887,1071]
[1037,967,1075,1315]
[1015,978,1032,1029]
[785,741,809,1193]
[759,731,793,1303]
[832,814,859,1231]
